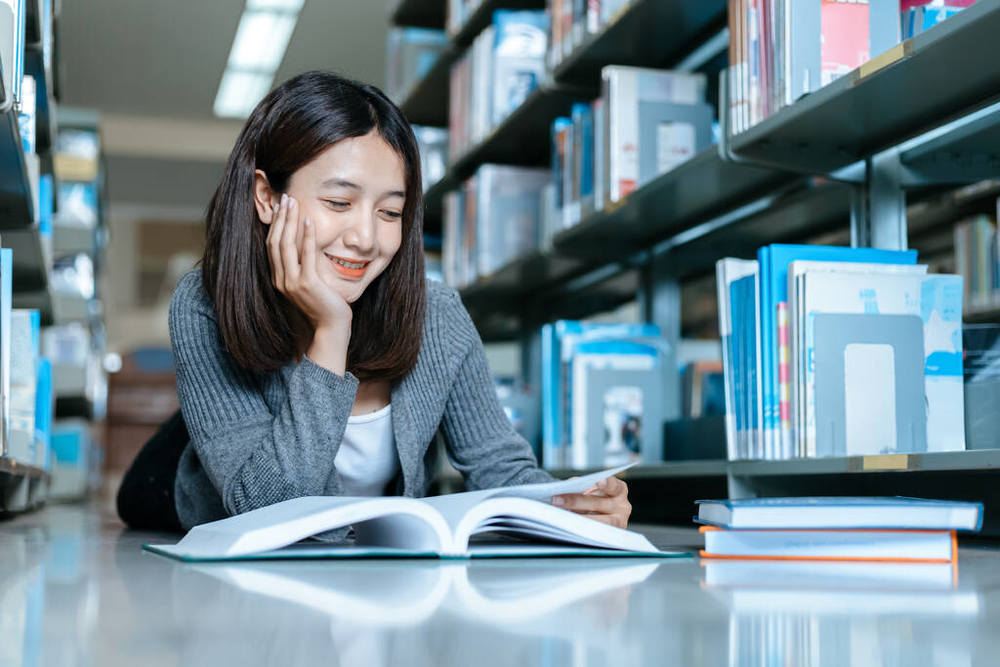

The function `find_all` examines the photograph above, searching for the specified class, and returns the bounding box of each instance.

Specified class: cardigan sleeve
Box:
[169,272,359,516]
[436,288,554,490]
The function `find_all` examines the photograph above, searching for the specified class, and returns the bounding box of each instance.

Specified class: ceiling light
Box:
[246,0,305,12]
[228,10,297,71]
[213,70,273,118]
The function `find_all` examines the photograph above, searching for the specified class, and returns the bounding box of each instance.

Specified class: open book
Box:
[145,466,683,561]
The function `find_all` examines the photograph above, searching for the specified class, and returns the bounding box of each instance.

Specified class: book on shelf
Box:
[728,0,902,135]
[9,309,39,465]
[901,0,978,39]
[602,65,712,203]
[448,10,548,160]
[413,125,449,193]
[963,323,1000,451]
[385,27,449,103]
[714,245,967,461]
[541,320,668,470]
[953,214,999,312]
[144,466,684,561]
[546,0,629,70]
[33,357,51,470]
[18,73,35,153]
[0,249,11,457]
[0,0,26,108]
[442,164,548,287]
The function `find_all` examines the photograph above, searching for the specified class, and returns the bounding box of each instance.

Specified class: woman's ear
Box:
[253,169,279,224]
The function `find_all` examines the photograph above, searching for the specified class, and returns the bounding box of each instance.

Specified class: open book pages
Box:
[146,465,682,560]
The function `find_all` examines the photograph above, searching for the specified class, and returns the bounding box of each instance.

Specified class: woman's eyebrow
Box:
[318,178,404,199]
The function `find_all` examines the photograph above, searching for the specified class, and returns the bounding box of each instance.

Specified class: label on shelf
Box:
[861,454,911,471]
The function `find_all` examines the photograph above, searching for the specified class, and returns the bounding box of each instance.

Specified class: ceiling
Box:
[59,0,393,209]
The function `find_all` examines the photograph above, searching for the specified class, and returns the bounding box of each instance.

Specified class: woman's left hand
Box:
[552,475,631,529]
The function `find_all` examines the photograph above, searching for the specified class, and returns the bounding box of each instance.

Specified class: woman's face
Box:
[277,131,407,304]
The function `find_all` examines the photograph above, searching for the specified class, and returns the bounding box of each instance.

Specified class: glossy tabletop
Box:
[4,503,1000,666]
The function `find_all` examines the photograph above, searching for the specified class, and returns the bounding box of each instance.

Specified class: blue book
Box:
[0,248,11,452]
[758,245,918,458]
[696,496,983,531]
[34,358,52,470]
[571,102,594,201]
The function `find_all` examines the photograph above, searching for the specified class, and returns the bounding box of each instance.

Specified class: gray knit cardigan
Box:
[168,270,553,530]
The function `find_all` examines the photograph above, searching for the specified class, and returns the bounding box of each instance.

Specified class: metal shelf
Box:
[551,0,727,86]
[553,148,792,260]
[13,287,54,326]
[2,223,51,292]
[0,456,50,513]
[728,0,1000,174]
[398,44,455,128]
[449,0,544,48]
[390,0,446,29]
[900,104,1000,184]
[730,450,1000,477]
[25,47,56,155]
[447,83,591,183]
[549,459,728,480]
[0,110,37,227]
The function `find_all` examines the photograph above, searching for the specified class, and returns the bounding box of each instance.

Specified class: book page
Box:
[158,496,451,559]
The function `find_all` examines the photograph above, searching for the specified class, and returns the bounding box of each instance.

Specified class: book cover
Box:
[491,10,548,128]
[715,258,758,460]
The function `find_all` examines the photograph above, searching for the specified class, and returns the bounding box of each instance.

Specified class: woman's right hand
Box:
[267,194,352,374]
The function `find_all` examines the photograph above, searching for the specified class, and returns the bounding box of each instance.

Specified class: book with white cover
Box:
[146,466,685,561]
[695,496,983,531]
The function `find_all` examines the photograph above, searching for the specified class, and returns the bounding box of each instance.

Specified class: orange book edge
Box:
[698,526,958,564]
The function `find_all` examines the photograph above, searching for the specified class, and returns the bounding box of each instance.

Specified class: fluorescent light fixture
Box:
[246,0,304,11]
[228,10,297,71]
[213,0,306,118]
[213,69,274,118]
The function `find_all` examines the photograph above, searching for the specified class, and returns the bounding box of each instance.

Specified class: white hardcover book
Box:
[143,466,682,561]
[787,261,928,456]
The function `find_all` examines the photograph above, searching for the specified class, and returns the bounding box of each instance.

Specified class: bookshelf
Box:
[723,1,1000,174]
[0,456,50,512]
[0,109,37,226]
[551,0,727,85]
[389,0,446,29]
[393,1,1000,521]
[398,44,453,128]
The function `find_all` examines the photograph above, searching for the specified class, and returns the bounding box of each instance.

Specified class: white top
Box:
[335,404,399,497]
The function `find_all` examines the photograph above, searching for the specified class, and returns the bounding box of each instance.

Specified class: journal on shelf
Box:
[145,465,683,562]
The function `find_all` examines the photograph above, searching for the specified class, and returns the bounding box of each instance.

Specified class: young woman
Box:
[116,71,630,534]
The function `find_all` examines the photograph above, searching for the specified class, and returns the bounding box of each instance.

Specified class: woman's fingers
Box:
[267,196,288,288]
[280,196,301,283]
[301,216,317,283]
[553,492,618,514]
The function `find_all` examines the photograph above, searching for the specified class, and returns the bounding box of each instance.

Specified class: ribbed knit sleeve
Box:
[168,271,359,516]
[434,286,554,490]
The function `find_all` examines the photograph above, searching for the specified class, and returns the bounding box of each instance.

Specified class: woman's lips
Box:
[326,254,370,279]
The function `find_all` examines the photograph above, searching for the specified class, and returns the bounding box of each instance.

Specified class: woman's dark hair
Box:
[201,71,426,382]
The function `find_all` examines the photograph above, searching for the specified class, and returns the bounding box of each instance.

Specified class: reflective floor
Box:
[4,503,1000,666]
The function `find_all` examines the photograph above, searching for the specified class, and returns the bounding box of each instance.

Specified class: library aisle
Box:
[5,502,1000,665]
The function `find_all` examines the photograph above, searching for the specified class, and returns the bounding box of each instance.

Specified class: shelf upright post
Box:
[849,150,908,250]
[640,254,681,425]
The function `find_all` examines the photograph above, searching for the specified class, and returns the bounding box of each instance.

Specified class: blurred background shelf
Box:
[552,0,727,86]
[727,1,1000,174]
[3,224,51,292]
[390,0,446,29]
[0,110,37,227]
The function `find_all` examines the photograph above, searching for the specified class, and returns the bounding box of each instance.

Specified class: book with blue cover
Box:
[757,245,918,459]
[696,496,983,531]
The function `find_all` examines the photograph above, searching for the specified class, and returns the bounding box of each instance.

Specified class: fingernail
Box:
[552,496,564,506]
[304,217,310,227]
[281,193,287,205]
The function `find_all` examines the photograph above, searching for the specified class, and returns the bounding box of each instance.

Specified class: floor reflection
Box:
[702,559,981,667]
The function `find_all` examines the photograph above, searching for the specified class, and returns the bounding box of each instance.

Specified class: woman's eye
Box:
[380,210,402,220]
[326,200,350,210]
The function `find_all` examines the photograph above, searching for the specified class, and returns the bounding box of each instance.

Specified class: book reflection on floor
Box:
[188,558,660,628]
[702,560,979,667]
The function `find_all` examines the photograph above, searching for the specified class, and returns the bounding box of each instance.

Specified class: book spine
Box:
[777,301,791,459]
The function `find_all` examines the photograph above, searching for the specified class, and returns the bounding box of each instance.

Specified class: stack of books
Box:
[696,497,983,562]
[953,213,999,315]
[716,244,967,462]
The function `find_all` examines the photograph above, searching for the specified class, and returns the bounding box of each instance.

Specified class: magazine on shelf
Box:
[145,465,686,561]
